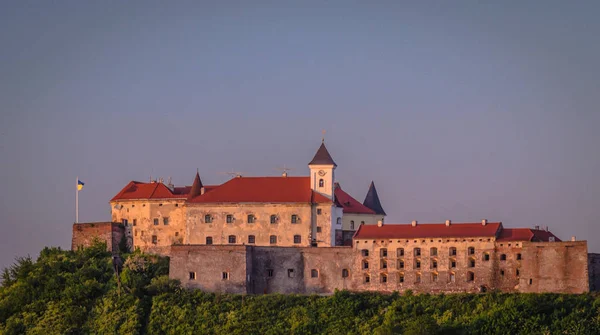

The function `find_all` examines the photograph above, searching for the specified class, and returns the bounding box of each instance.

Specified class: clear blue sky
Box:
[1,1,599,271]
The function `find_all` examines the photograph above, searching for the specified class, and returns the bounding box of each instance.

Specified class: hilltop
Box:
[1,243,599,335]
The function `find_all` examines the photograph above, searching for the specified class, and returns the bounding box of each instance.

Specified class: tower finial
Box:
[322,130,326,143]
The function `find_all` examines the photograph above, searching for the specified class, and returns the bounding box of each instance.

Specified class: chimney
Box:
[534,225,540,230]
[571,236,576,241]
[411,220,417,227]
[481,219,487,226]
[377,220,383,227]
[200,187,205,195]
[282,171,288,177]
[545,226,549,232]
[445,220,451,226]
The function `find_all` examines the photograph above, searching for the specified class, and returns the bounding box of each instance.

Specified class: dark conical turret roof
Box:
[363,181,386,215]
[308,142,337,167]
[188,171,203,199]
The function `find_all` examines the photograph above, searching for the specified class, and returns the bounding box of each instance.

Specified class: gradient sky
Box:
[1,1,599,271]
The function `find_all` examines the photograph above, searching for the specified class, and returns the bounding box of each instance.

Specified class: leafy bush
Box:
[1,244,599,334]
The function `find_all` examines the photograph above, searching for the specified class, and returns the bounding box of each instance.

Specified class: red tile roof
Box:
[354,222,502,239]
[188,176,332,204]
[111,181,219,201]
[111,181,189,201]
[497,228,561,242]
[334,185,376,215]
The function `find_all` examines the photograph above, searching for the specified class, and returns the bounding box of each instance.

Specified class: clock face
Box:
[318,170,326,176]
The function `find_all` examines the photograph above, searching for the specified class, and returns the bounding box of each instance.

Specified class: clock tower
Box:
[308,140,337,199]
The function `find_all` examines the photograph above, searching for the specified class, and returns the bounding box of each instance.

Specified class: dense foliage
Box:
[1,244,600,334]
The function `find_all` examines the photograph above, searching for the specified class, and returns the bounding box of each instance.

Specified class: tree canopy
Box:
[1,243,599,334]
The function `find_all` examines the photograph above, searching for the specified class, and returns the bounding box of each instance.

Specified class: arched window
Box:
[350,220,355,230]
[319,179,324,187]
[469,258,476,268]
[270,215,277,224]
[342,269,349,278]
[336,217,342,225]
[228,235,236,244]
[204,214,212,223]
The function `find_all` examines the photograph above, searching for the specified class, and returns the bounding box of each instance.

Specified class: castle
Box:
[72,141,600,294]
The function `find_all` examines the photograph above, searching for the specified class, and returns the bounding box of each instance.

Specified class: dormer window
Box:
[319,179,324,187]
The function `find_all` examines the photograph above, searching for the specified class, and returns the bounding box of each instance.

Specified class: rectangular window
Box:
[270,235,277,244]
[399,274,404,283]
[133,219,137,226]
[291,215,298,223]
[267,269,274,277]
[163,217,169,225]
[397,248,404,257]
[380,248,388,257]
[205,215,212,223]
[397,260,404,269]
[287,269,295,278]
[228,235,236,244]
[517,253,522,260]
[431,259,437,269]
[222,272,229,280]
[270,215,277,224]
[416,274,421,283]
[414,248,421,256]
[451,260,456,268]
[317,208,322,215]
[152,235,157,244]
[311,269,318,278]
[294,235,301,244]
[248,235,255,244]
[189,272,196,280]
[153,218,159,226]
[122,219,128,225]
[361,249,369,257]
[247,215,255,223]
[415,260,421,269]
[206,236,213,245]
[316,227,322,233]
[226,215,233,223]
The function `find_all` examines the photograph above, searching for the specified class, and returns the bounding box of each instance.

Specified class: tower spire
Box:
[363,181,386,216]
[188,170,203,199]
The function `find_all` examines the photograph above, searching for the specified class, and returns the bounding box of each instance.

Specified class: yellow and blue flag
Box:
[77,180,85,191]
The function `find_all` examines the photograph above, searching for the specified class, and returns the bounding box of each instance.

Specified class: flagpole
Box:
[76,176,79,223]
